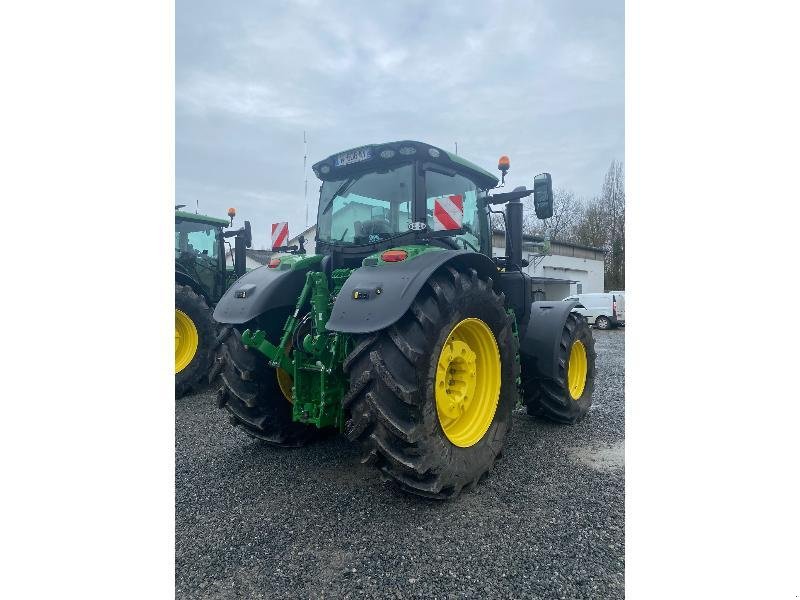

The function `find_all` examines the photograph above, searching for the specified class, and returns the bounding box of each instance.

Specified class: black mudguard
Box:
[327,249,497,334]
[519,300,579,380]
[213,265,310,325]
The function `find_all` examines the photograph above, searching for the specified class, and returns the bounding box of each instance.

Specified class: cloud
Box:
[176,0,624,250]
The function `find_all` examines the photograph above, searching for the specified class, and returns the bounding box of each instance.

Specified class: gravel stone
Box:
[176,329,625,599]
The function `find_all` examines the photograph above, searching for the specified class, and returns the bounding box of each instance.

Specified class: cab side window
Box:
[425,170,482,251]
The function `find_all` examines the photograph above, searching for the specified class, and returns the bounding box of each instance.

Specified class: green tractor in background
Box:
[211,141,596,499]
[175,208,252,397]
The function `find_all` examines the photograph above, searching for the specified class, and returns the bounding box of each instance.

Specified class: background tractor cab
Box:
[174,209,252,304]
[174,207,252,397]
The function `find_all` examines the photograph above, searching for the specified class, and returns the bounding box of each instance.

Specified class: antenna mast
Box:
[454,141,458,155]
[303,131,309,227]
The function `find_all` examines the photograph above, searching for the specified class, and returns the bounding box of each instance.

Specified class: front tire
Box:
[175,284,215,398]
[523,312,596,424]
[343,266,519,499]
[595,315,611,330]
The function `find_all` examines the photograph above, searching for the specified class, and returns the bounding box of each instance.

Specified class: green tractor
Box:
[211,141,596,498]
[175,208,252,397]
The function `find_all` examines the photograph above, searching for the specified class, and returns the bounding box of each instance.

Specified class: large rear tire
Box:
[175,284,215,398]
[523,312,596,424]
[343,266,519,500]
[214,325,321,447]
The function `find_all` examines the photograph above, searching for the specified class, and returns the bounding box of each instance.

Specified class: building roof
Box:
[491,229,606,254]
[529,276,578,285]
[287,224,317,244]
[244,249,275,265]
[225,248,275,265]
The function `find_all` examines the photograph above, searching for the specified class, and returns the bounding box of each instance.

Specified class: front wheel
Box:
[524,312,596,424]
[595,315,611,330]
[343,266,519,499]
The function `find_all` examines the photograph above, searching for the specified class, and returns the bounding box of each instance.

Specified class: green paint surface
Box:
[241,265,354,430]
[175,210,229,227]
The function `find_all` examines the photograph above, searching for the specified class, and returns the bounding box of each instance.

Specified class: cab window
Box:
[425,170,482,252]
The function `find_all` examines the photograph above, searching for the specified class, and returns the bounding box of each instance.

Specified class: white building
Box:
[491,230,606,300]
[225,248,276,270]
[285,224,318,255]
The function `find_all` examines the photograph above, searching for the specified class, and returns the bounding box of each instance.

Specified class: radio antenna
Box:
[303,131,309,227]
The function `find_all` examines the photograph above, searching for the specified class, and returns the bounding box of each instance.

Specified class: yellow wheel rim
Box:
[276,368,294,403]
[567,339,588,400]
[175,309,199,374]
[435,318,502,448]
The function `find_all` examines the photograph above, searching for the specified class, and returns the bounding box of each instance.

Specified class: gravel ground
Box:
[176,329,625,599]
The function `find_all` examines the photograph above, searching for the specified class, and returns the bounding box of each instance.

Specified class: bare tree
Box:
[572,198,609,248]
[599,160,625,289]
[563,160,625,290]
[491,161,625,290]
[523,188,582,242]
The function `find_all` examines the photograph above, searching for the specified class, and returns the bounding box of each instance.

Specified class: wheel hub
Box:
[435,318,501,448]
[436,340,477,419]
[175,309,199,374]
[567,339,588,400]
[276,368,294,404]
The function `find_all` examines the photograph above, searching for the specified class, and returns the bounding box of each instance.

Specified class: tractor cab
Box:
[313,140,500,266]
[175,209,252,305]
[175,211,228,302]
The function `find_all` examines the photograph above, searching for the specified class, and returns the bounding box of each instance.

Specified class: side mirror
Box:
[243,220,252,248]
[533,173,553,219]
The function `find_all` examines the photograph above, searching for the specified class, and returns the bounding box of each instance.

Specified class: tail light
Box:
[381,249,408,262]
[268,258,281,268]
[612,297,617,317]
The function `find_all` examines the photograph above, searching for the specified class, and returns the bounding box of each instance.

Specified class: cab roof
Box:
[312,140,499,189]
[175,210,229,227]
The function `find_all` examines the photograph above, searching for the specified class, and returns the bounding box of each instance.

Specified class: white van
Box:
[563,292,625,330]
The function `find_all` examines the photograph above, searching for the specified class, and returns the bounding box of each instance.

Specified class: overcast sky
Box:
[176,0,624,250]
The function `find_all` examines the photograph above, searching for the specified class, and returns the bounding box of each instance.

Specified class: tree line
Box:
[518,160,625,291]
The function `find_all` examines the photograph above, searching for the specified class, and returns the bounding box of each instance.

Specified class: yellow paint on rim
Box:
[175,309,199,374]
[567,339,588,400]
[276,368,294,403]
[435,318,502,448]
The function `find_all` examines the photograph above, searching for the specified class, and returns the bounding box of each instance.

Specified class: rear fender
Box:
[213,255,322,325]
[519,301,579,380]
[326,249,497,334]
[175,271,209,304]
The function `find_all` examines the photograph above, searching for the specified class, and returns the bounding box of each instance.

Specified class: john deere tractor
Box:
[211,141,596,499]
[175,208,252,396]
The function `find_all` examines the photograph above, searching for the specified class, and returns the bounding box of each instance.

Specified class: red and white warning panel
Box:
[271,222,289,250]
[432,194,464,231]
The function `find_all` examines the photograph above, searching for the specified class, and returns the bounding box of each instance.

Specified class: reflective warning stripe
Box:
[271,222,289,249]
[432,194,463,231]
